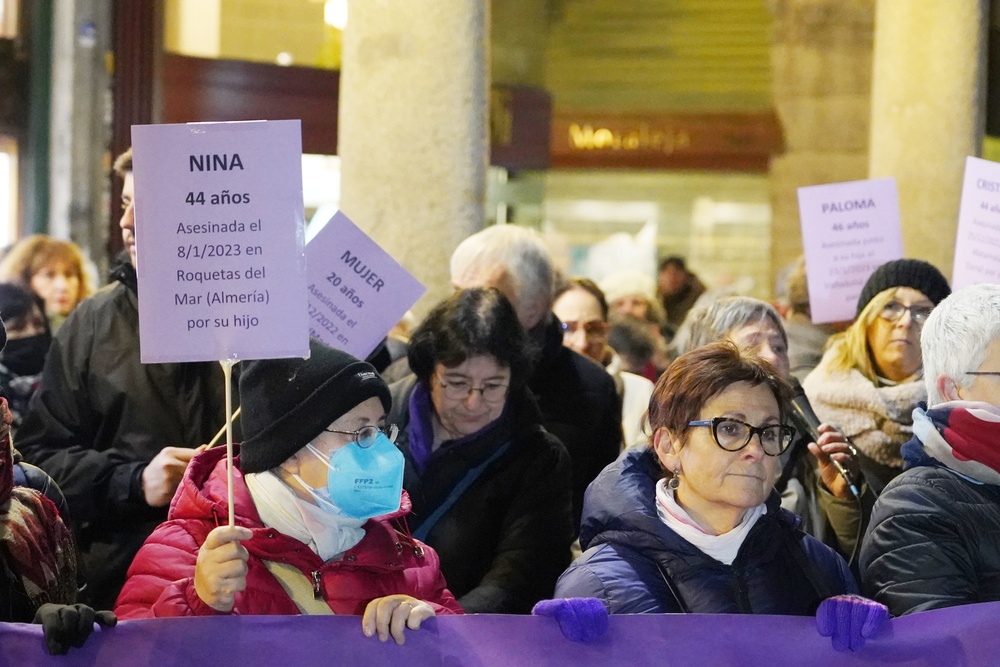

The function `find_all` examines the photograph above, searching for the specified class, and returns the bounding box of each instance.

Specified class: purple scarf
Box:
[406,382,506,474]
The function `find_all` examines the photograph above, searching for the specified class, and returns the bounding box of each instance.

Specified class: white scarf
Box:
[655,478,766,566]
[244,470,366,562]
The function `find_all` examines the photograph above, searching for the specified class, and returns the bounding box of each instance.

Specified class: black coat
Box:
[389,375,574,614]
[17,261,230,610]
[381,314,622,532]
[529,314,622,529]
[555,447,857,614]
[860,439,1000,616]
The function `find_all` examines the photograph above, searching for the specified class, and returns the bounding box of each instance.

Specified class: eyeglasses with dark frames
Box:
[879,301,933,326]
[687,417,795,457]
[436,375,509,403]
[323,424,399,448]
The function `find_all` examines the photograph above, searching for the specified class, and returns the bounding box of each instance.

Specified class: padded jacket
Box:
[389,376,574,613]
[860,440,1000,616]
[115,446,462,619]
[555,446,857,614]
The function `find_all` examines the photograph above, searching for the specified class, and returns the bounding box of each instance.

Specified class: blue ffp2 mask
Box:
[303,433,404,520]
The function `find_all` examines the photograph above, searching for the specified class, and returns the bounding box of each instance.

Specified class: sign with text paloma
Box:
[132,120,309,363]
[306,211,425,359]
[797,178,904,323]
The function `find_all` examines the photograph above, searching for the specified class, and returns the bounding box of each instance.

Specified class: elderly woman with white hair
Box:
[861,283,1000,616]
[674,296,869,561]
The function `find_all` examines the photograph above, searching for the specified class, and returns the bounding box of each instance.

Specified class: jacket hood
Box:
[578,446,788,554]
[168,444,414,527]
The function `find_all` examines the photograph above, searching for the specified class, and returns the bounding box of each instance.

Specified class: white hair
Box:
[922,283,1000,405]
[449,225,555,309]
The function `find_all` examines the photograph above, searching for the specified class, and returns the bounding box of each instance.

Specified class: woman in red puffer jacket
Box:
[115,340,462,644]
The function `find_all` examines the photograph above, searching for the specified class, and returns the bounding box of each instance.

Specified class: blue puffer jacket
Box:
[555,446,857,614]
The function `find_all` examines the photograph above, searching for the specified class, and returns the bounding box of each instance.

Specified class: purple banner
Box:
[3,603,1000,666]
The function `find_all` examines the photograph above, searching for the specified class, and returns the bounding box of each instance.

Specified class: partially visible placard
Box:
[798,178,904,323]
[953,156,1000,289]
[132,120,309,363]
[306,211,425,359]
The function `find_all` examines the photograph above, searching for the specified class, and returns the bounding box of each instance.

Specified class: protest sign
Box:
[953,156,1000,289]
[3,602,1000,667]
[798,178,904,323]
[306,211,425,359]
[131,120,309,363]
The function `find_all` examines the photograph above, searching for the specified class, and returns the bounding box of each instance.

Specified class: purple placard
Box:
[953,156,1000,289]
[798,178,904,323]
[306,212,425,358]
[131,121,309,363]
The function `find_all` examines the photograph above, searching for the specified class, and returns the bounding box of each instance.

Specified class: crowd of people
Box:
[2,145,999,658]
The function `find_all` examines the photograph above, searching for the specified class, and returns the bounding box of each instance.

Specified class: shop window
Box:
[0,136,16,248]
[0,0,17,39]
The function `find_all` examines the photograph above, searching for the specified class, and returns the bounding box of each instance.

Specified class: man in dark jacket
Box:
[17,149,230,610]
[449,225,622,531]
[860,283,1000,616]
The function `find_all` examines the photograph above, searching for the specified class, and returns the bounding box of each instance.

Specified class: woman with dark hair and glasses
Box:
[804,259,951,494]
[116,339,461,644]
[388,287,573,613]
[553,342,887,651]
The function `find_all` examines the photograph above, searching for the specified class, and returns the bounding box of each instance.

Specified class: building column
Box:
[868,0,987,276]
[768,0,875,292]
[338,0,490,316]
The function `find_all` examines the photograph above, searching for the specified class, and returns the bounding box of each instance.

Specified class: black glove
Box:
[33,603,118,655]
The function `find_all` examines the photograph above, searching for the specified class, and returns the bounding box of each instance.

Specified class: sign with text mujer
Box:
[953,156,1000,289]
[798,178,904,323]
[306,211,425,358]
[132,120,309,363]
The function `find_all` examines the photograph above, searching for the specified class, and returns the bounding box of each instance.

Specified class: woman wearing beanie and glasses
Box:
[114,339,462,644]
[552,343,886,652]
[803,259,951,495]
[388,288,574,614]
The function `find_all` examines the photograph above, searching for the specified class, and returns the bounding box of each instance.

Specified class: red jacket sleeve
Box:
[115,520,222,619]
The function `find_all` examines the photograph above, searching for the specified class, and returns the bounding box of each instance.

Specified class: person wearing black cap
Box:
[115,339,462,643]
[0,282,51,432]
[803,258,951,494]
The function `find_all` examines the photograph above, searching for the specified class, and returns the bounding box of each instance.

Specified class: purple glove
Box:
[816,594,889,652]
[532,598,609,643]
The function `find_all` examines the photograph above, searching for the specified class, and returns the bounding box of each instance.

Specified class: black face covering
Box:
[2,332,52,376]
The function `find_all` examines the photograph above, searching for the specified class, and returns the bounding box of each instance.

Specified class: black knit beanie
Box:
[238,338,391,474]
[856,259,951,316]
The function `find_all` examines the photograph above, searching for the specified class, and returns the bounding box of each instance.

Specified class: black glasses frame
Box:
[687,417,795,457]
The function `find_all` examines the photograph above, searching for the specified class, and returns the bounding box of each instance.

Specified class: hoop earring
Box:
[667,469,681,490]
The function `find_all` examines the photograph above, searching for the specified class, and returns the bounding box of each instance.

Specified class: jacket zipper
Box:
[731,566,751,613]
[311,570,323,600]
